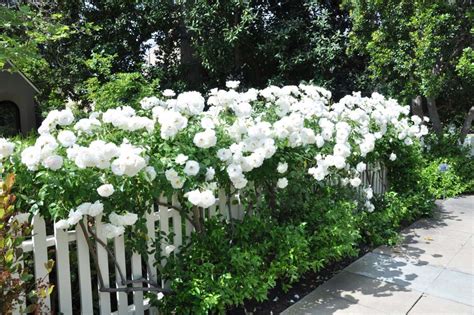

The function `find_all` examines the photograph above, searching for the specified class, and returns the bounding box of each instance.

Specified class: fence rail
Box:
[14,165,387,314]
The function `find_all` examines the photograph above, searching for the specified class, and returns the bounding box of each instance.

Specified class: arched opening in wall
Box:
[0,101,21,137]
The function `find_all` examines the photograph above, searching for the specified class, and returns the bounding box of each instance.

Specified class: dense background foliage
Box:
[1,0,472,129]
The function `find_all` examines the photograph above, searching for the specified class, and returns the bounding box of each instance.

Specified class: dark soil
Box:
[227,245,371,315]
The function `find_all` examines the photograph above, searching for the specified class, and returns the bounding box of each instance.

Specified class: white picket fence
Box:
[14,190,243,315]
[14,165,387,314]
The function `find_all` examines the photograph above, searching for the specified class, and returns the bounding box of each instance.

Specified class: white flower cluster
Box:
[185,189,216,208]
[55,199,138,239]
[0,138,15,160]
[55,200,104,229]
[4,81,428,238]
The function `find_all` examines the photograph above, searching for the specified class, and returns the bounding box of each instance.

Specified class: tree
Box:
[0,3,70,70]
[344,0,473,134]
[151,0,369,98]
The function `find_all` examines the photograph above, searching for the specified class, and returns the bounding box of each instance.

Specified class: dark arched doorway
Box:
[0,101,21,137]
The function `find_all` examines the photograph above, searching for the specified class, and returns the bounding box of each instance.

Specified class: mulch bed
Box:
[228,245,371,315]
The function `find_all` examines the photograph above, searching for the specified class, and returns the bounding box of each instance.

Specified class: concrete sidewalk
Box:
[282,196,474,315]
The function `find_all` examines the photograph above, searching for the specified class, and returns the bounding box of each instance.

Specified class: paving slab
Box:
[345,252,444,292]
[281,289,385,315]
[408,294,473,315]
[316,271,422,314]
[447,245,474,274]
[374,226,471,268]
[437,196,474,214]
[374,244,457,268]
[425,269,474,306]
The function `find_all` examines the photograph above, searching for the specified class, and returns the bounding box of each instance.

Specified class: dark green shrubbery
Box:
[153,216,313,314]
[422,131,474,194]
[152,180,361,313]
[150,133,471,314]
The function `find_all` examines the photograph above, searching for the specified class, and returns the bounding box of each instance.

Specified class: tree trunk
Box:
[426,97,443,136]
[460,106,474,143]
[411,95,424,119]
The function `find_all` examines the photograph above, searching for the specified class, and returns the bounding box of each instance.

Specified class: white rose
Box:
[226,80,240,89]
[365,187,374,200]
[350,177,362,188]
[163,89,176,97]
[184,160,200,176]
[42,155,64,171]
[389,153,397,161]
[205,167,215,181]
[277,178,288,189]
[103,223,125,239]
[185,189,202,206]
[199,190,216,208]
[217,148,232,161]
[97,184,114,197]
[0,138,15,159]
[175,154,189,165]
[67,209,83,226]
[170,176,185,189]
[356,162,367,173]
[122,212,138,225]
[88,201,104,217]
[57,130,77,147]
[55,219,70,230]
[193,129,217,148]
[176,91,205,115]
[77,202,92,215]
[57,109,75,126]
[277,162,288,174]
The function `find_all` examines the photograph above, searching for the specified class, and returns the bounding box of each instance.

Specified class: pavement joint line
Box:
[405,293,424,314]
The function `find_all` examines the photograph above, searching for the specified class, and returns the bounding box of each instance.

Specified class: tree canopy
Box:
[1,0,472,130]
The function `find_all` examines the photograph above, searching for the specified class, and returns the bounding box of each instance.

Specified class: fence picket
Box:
[32,214,51,311]
[95,215,112,315]
[76,219,94,314]
[218,189,228,220]
[145,207,159,315]
[145,208,157,284]
[114,235,128,315]
[131,252,144,314]
[171,195,183,250]
[54,224,72,315]
[158,197,169,261]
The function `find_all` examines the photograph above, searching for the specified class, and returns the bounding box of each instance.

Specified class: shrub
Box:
[153,216,312,314]
[421,158,467,199]
[0,173,54,313]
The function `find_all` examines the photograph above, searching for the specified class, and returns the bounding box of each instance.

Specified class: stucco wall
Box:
[0,70,38,135]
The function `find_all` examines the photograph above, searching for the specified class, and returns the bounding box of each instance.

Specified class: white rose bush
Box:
[0,82,434,313]
[0,82,428,241]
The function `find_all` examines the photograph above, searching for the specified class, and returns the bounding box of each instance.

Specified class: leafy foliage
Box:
[344,0,473,121]
[0,173,54,313]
